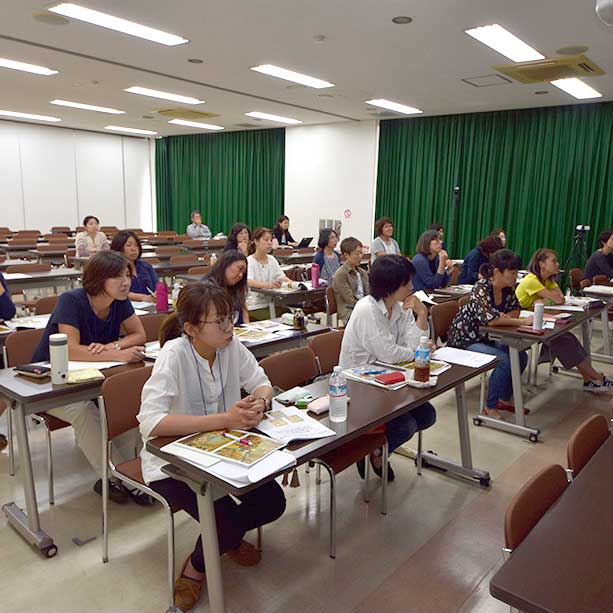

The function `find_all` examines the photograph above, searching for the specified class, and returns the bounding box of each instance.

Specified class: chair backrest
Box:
[308,330,344,375]
[36,244,70,253]
[34,295,59,315]
[14,230,40,236]
[139,312,168,343]
[593,274,611,286]
[169,255,201,265]
[430,300,459,342]
[458,294,470,308]
[259,347,319,390]
[101,365,153,441]
[325,286,337,317]
[8,238,38,246]
[50,226,71,234]
[566,414,610,477]
[298,247,316,254]
[580,279,592,290]
[47,236,71,243]
[156,246,182,256]
[182,239,205,248]
[207,239,227,248]
[5,328,45,366]
[101,226,118,232]
[504,464,568,550]
[187,265,210,275]
[0,226,11,234]
[273,248,293,257]
[142,257,160,265]
[6,263,52,273]
[570,268,584,291]
[448,265,461,286]
[157,230,177,237]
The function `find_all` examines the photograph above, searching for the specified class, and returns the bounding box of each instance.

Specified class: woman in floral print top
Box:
[447,249,533,420]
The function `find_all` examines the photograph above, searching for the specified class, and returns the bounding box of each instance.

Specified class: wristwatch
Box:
[255,396,271,411]
[114,343,122,351]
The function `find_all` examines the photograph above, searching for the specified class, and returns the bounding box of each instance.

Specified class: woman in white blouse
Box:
[339,254,437,482]
[75,215,110,257]
[246,227,291,320]
[137,280,286,611]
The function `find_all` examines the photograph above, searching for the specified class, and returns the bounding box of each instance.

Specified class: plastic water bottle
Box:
[210,252,218,266]
[311,262,320,288]
[414,335,431,383]
[171,282,181,307]
[328,366,348,422]
[155,281,169,313]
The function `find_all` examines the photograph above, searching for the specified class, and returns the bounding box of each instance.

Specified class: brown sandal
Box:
[174,556,205,611]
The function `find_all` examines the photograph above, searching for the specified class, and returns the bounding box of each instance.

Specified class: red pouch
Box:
[375,372,406,385]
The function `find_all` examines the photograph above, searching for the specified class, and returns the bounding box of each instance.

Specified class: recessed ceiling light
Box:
[125,86,204,105]
[245,111,302,125]
[0,110,61,122]
[104,125,157,136]
[169,119,224,131]
[551,78,602,99]
[0,57,58,76]
[365,99,423,115]
[187,58,204,64]
[392,16,413,24]
[48,3,188,45]
[250,64,334,89]
[50,99,125,114]
[465,24,544,62]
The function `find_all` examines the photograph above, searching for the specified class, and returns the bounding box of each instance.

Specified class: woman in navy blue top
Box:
[110,230,158,303]
[412,229,454,292]
[0,272,16,321]
[458,234,504,285]
[206,249,249,325]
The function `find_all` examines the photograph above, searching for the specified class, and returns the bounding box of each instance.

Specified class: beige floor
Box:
[1,335,612,613]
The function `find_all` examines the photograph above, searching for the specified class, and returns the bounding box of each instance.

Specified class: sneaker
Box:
[93,479,129,504]
[175,556,205,612]
[602,376,613,389]
[583,379,611,394]
[0,434,7,453]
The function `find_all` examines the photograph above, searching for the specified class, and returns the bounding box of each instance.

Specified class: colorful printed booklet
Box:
[257,405,335,444]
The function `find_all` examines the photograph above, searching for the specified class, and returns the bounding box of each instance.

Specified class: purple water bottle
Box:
[155,281,169,312]
[311,263,320,288]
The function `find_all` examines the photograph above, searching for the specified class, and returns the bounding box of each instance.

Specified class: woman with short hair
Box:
[313,228,341,282]
[411,229,454,291]
[371,217,400,263]
[75,215,109,257]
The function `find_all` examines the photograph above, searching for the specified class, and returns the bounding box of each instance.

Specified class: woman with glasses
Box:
[206,249,249,324]
[411,229,454,292]
[138,281,286,611]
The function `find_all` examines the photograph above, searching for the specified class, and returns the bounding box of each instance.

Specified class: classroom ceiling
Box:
[1,0,612,137]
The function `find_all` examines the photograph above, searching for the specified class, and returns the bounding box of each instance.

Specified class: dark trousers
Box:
[150,478,286,573]
[386,402,437,453]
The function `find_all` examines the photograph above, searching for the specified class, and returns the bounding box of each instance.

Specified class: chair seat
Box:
[35,412,71,431]
[318,432,386,474]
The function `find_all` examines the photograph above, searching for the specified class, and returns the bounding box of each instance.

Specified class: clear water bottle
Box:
[414,335,431,382]
[329,366,348,422]
[210,252,218,266]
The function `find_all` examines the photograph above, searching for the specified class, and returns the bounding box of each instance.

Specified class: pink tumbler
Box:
[311,263,320,288]
[155,281,169,312]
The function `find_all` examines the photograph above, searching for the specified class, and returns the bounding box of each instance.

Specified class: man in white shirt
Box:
[186,211,212,239]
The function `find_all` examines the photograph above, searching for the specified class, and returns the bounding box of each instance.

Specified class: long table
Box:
[582,285,613,359]
[3,269,82,292]
[490,435,613,612]
[252,285,327,318]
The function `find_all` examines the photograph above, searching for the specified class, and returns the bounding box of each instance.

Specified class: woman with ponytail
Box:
[447,250,532,420]
[137,281,286,611]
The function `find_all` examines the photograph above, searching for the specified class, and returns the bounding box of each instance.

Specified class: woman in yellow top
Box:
[516,249,612,393]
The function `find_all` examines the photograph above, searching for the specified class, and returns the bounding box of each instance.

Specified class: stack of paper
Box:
[4,314,51,330]
[433,347,496,368]
[257,405,335,444]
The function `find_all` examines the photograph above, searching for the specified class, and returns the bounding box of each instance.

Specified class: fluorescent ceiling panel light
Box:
[48,3,188,46]
[169,119,224,131]
[50,99,125,114]
[245,111,302,124]
[465,24,544,62]
[551,78,603,99]
[104,125,157,135]
[365,99,423,115]
[250,64,334,88]
[0,110,61,122]
[125,86,204,105]
[0,57,58,76]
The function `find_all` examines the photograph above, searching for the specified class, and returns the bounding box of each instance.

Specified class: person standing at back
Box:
[371,217,401,263]
[186,211,212,239]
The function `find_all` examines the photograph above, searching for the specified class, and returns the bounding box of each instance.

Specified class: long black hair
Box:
[205,249,248,310]
[225,223,251,251]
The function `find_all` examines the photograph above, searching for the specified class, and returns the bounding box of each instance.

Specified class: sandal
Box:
[497,401,530,415]
[481,408,505,421]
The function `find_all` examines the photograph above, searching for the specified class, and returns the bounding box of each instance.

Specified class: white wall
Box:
[0,120,155,232]
[284,120,379,247]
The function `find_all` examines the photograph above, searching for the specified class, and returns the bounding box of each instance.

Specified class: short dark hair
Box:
[110,230,142,259]
[369,254,415,300]
[191,211,201,220]
[83,215,99,226]
[527,248,557,282]
[415,229,439,256]
[318,228,338,250]
[479,249,522,279]
[477,235,503,259]
[82,251,130,296]
[428,223,444,233]
[206,249,248,307]
[340,237,362,255]
[598,230,613,248]
[374,217,393,238]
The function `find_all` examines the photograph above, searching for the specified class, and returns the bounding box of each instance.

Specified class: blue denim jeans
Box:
[385,402,437,453]
[466,342,528,409]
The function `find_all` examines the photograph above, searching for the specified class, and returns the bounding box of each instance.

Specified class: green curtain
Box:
[375,102,613,268]
[155,128,285,234]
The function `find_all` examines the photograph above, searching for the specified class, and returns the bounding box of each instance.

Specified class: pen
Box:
[146,288,155,297]
[222,431,253,446]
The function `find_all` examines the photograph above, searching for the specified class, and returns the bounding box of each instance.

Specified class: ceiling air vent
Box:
[233,123,259,129]
[156,108,220,120]
[494,55,605,84]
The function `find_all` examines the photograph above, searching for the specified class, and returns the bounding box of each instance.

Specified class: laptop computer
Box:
[296,237,313,248]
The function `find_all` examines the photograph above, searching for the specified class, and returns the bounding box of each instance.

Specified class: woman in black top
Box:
[272,215,297,247]
[206,249,249,325]
[584,229,613,281]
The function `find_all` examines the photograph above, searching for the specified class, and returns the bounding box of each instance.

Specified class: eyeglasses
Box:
[199,311,240,331]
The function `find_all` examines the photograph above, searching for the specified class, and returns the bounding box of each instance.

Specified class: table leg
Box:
[2,401,56,556]
[602,308,611,356]
[268,302,276,319]
[195,483,226,613]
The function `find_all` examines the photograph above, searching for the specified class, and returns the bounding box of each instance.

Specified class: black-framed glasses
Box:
[199,311,240,331]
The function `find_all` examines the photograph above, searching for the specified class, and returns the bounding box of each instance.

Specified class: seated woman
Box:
[206,249,249,325]
[458,234,504,285]
[428,223,446,250]
[138,281,286,611]
[246,227,291,321]
[313,228,342,283]
[272,215,297,247]
[491,228,507,248]
[412,229,454,292]
[224,223,251,257]
[516,249,612,393]
[110,230,157,303]
[0,271,16,452]
[31,251,148,504]
[333,237,369,323]
[583,229,613,281]
[339,255,437,481]
[371,217,400,263]
[75,215,110,257]
[448,250,531,420]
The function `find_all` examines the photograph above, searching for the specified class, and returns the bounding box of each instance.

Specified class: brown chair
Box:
[325,286,338,327]
[34,295,59,315]
[47,236,72,243]
[6,263,52,273]
[430,300,459,344]
[580,279,592,290]
[3,329,71,504]
[169,255,201,266]
[8,239,37,248]
[570,268,584,292]
[458,294,470,308]
[308,330,344,376]
[187,265,210,276]
[259,346,388,558]
[298,247,316,254]
[566,415,610,478]
[36,244,70,253]
[273,248,293,257]
[504,464,568,553]
[50,226,71,234]
[142,256,160,265]
[448,264,461,286]
[65,248,77,268]
[138,312,168,343]
[156,246,182,257]
[98,367,177,612]
[181,239,205,249]
[101,226,119,233]
[75,226,85,232]
[13,230,40,237]
[0,226,12,234]
[593,274,612,286]
[207,239,227,248]
[157,230,177,237]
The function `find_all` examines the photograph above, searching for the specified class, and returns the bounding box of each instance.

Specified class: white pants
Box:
[47,400,139,477]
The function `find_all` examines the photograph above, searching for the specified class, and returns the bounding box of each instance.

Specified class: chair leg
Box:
[531,344,539,386]
[362,455,370,503]
[102,448,110,563]
[316,463,322,485]
[164,504,176,613]
[7,403,15,477]
[327,467,336,559]
[45,425,54,505]
[257,525,262,552]
[381,442,388,516]
[416,431,423,476]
